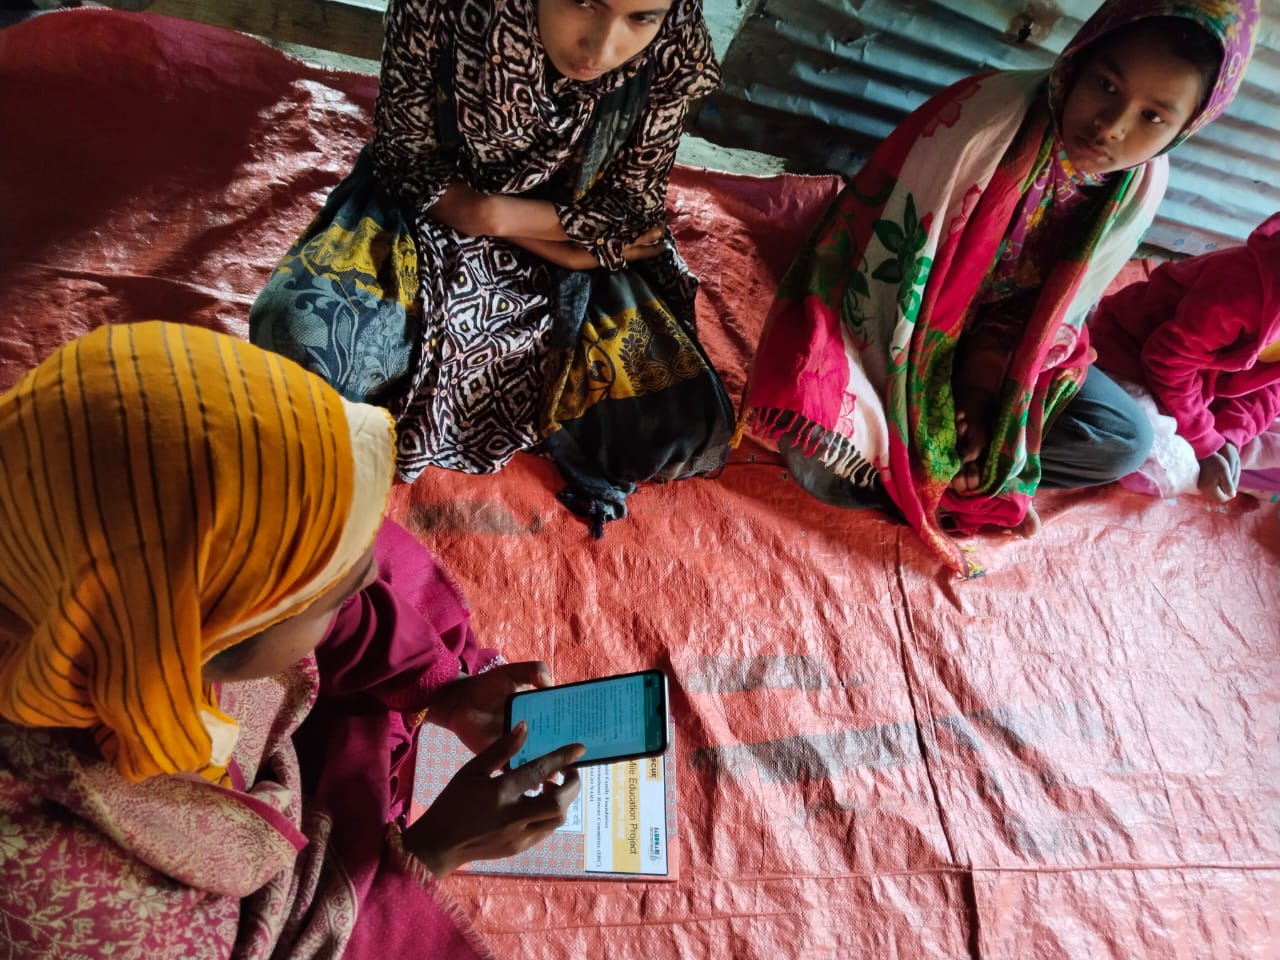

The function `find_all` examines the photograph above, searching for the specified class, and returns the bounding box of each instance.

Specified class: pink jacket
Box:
[1091,213,1280,459]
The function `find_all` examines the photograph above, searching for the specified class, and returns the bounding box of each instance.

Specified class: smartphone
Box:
[504,669,669,770]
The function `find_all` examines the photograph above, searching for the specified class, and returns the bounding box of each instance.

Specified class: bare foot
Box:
[951,398,993,493]
[1014,502,1041,538]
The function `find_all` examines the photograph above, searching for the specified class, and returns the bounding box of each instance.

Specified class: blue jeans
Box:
[1039,366,1152,489]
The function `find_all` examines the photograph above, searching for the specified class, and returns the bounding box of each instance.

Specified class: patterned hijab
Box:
[454,0,718,190]
[988,0,1258,298]
[526,0,715,98]
[0,323,395,782]
[1048,0,1259,151]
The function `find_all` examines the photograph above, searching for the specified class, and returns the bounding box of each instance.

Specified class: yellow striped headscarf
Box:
[0,322,395,782]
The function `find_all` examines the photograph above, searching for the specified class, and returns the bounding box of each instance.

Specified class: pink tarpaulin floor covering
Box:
[2,11,1277,959]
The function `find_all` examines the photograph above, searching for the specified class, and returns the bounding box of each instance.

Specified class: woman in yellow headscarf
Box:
[0,322,581,960]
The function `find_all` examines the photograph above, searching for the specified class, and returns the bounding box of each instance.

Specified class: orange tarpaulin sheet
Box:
[2,11,1277,958]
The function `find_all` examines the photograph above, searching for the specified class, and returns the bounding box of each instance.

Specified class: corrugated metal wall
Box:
[693,0,1280,254]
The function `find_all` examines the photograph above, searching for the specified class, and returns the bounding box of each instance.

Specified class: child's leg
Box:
[951,337,1010,492]
[250,277,415,405]
[1038,367,1153,489]
[778,437,894,512]
[1238,418,1280,471]
[249,148,418,406]
[1238,418,1280,496]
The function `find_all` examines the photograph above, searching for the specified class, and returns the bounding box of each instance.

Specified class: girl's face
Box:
[202,541,381,683]
[537,0,675,83]
[1060,32,1206,175]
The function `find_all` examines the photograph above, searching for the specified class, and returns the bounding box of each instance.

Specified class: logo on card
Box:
[648,826,662,863]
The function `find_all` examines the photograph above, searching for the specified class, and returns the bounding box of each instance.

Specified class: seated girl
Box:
[740,0,1257,576]
[0,323,582,959]
[1091,212,1280,502]
[250,0,733,534]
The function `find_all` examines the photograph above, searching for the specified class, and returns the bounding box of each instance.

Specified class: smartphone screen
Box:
[507,670,668,769]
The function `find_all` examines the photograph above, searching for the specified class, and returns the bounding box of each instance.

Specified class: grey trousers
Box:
[781,365,1153,505]
[1038,366,1152,489]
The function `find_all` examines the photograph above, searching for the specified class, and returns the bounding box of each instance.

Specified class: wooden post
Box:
[146,0,386,60]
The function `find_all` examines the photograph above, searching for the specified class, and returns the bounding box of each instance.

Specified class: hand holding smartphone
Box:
[504,669,669,770]
[405,722,584,877]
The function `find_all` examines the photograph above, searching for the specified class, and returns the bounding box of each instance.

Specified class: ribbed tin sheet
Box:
[694,0,1279,254]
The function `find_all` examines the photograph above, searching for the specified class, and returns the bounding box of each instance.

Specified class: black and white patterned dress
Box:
[367,0,720,478]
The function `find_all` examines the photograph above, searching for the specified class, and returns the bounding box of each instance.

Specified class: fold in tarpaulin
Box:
[2,10,1277,959]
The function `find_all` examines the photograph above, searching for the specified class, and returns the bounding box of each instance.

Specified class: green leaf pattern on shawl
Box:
[912,327,961,475]
[781,193,844,301]
[865,194,936,447]
[777,182,958,477]
[868,194,931,319]
[783,172,897,309]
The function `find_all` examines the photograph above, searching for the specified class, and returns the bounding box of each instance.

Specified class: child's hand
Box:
[428,660,553,754]
[621,225,667,261]
[507,227,667,269]
[404,723,584,878]
[1197,442,1241,502]
[507,237,599,269]
[428,181,497,237]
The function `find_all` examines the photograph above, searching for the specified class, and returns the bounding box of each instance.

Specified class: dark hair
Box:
[1096,17,1223,113]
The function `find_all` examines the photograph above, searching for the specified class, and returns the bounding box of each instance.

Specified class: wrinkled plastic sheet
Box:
[1,11,1277,959]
